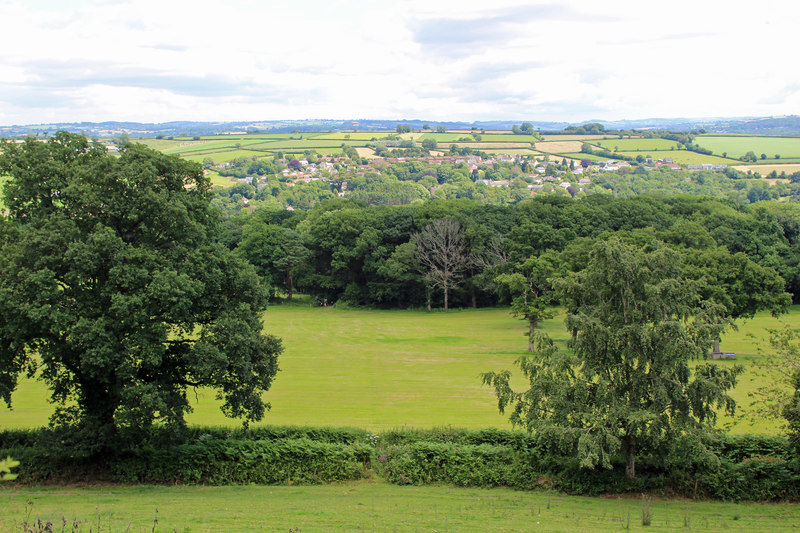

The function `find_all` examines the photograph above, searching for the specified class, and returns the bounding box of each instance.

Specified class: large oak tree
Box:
[0,133,282,446]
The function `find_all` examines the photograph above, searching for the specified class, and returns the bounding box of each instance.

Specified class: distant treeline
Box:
[219,195,800,309]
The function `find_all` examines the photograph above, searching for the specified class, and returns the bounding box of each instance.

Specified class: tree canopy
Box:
[0,133,282,446]
[483,239,742,479]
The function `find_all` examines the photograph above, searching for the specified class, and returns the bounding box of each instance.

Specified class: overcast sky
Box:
[1,0,797,125]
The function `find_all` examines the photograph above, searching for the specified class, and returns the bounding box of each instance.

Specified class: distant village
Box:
[211,150,729,207]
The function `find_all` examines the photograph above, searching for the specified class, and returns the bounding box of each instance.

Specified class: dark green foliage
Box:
[0,133,282,447]
[1,426,797,499]
[484,239,744,480]
[374,429,800,500]
[0,425,372,484]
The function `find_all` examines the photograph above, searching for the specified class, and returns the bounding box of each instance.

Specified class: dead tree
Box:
[413,218,470,311]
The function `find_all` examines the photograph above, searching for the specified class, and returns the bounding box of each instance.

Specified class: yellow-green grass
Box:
[450,142,535,150]
[1,301,796,435]
[314,132,395,140]
[478,133,536,142]
[594,138,680,151]
[135,138,187,151]
[479,148,541,155]
[205,170,237,188]
[696,135,800,159]
[541,134,622,141]
[418,133,476,142]
[559,152,608,162]
[616,151,736,165]
[733,163,800,174]
[243,140,363,150]
[161,140,267,155]
[1,482,797,532]
[178,150,271,163]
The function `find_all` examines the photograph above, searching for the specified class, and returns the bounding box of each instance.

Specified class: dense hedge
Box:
[374,429,800,501]
[0,426,373,485]
[1,426,798,500]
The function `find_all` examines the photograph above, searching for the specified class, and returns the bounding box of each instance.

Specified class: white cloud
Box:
[1,0,798,124]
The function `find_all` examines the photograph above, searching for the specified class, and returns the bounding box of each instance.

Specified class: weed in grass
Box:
[641,494,653,526]
[683,509,690,528]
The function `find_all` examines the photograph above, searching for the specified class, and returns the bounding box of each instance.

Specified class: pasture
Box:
[695,135,800,159]
[1,299,794,434]
[1,482,798,532]
[617,151,735,165]
[733,163,800,175]
[593,138,680,151]
[535,140,585,153]
[540,134,615,141]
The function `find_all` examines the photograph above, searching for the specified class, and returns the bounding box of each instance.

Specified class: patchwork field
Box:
[540,134,620,141]
[593,138,680,151]
[617,151,736,165]
[1,482,798,532]
[535,140,585,153]
[733,163,800,174]
[695,135,800,159]
[450,142,535,149]
[1,299,794,434]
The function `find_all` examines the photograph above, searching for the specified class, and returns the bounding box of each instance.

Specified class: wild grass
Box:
[1,482,797,532]
[1,299,795,434]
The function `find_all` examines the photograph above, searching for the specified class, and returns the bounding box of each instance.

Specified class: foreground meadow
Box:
[2,482,799,532]
[0,298,796,434]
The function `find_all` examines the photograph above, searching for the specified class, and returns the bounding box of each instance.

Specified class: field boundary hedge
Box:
[1,426,797,501]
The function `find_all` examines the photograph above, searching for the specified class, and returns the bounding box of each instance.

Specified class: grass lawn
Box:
[1,300,796,435]
[1,481,798,532]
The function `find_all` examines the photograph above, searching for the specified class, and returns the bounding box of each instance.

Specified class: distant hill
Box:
[3,116,800,138]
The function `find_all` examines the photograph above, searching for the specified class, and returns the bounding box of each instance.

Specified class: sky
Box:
[1,0,798,125]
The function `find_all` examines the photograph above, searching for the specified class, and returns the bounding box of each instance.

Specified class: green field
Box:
[696,135,800,159]
[314,132,395,140]
[593,138,680,151]
[617,151,736,165]
[1,482,797,532]
[1,299,794,434]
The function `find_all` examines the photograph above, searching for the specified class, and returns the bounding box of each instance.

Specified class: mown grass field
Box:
[1,299,795,434]
[1,481,798,532]
[696,135,800,159]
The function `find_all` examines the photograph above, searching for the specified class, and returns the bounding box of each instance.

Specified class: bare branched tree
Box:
[413,218,471,311]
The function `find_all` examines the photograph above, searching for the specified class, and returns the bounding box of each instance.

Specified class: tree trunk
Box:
[287,267,294,300]
[624,435,636,480]
[426,286,432,312]
[470,283,477,309]
[444,281,449,312]
[713,336,721,354]
[528,317,539,352]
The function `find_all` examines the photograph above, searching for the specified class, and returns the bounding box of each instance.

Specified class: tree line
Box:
[226,195,800,313]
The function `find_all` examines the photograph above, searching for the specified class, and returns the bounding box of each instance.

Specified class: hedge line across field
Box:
[1,426,798,501]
